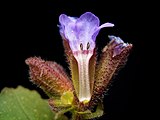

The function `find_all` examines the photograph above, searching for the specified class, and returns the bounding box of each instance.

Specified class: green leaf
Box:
[0,86,67,120]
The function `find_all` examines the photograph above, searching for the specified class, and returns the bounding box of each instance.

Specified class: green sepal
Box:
[63,40,79,99]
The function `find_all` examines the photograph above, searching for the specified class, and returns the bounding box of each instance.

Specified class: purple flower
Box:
[59,12,114,103]
[59,12,114,52]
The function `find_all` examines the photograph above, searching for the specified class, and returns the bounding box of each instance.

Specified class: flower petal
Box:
[99,22,114,29]
[59,12,114,52]
[59,14,77,43]
[92,23,114,41]
[75,12,100,50]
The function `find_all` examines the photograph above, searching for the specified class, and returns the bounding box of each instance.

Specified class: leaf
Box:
[0,86,67,120]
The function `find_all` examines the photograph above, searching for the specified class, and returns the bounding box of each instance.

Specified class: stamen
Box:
[80,43,83,50]
[87,42,90,50]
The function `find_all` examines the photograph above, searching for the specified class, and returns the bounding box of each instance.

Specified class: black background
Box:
[1,0,154,120]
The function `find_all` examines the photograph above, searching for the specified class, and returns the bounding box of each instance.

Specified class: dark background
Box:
[1,0,154,120]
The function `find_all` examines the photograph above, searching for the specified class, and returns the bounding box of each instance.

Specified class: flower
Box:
[59,12,114,52]
[59,12,114,103]
[26,12,133,120]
